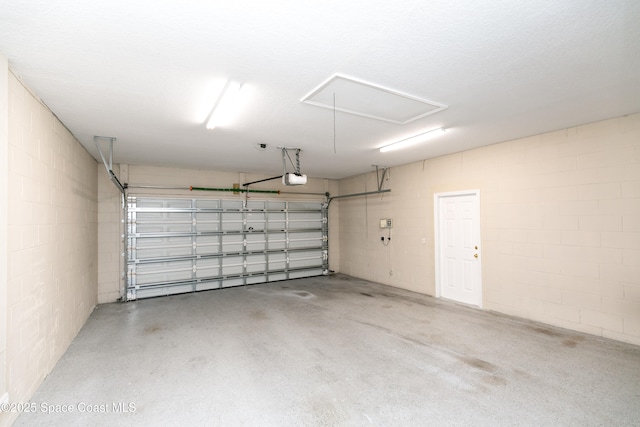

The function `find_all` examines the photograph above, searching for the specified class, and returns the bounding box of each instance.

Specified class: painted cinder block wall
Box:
[97,164,123,304]
[0,56,9,421]
[97,164,340,303]
[1,71,98,427]
[338,113,640,346]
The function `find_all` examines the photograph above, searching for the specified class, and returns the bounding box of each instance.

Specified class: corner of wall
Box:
[0,53,10,427]
[98,164,124,304]
[3,69,99,426]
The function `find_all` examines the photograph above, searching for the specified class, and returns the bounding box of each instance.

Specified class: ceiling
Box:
[1,1,639,180]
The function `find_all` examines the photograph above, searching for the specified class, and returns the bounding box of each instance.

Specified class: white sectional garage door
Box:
[126,196,328,300]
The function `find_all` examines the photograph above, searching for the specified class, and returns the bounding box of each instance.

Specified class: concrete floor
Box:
[15,274,640,426]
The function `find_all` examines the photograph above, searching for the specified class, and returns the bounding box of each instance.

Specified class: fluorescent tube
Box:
[206,81,242,129]
[379,128,445,152]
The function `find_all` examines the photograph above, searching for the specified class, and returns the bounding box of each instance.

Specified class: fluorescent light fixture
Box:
[194,80,227,123]
[379,127,446,152]
[206,81,243,129]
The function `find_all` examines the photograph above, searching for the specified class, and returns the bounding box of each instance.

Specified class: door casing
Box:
[434,190,482,307]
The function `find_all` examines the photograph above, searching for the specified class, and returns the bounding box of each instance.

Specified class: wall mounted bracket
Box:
[95,136,125,194]
[327,165,391,206]
[373,164,389,191]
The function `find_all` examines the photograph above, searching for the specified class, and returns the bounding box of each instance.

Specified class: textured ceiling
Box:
[1,0,639,179]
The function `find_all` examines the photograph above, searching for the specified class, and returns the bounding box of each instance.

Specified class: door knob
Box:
[474,254,478,258]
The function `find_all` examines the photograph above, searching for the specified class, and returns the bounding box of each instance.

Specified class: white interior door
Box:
[435,191,482,307]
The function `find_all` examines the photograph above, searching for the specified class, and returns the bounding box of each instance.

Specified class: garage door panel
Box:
[268,273,287,281]
[288,216,322,229]
[267,212,286,230]
[289,250,323,269]
[136,236,192,248]
[195,235,221,255]
[246,275,267,284]
[267,233,286,249]
[246,200,265,209]
[134,236,193,259]
[136,246,192,260]
[135,222,192,234]
[221,200,244,209]
[289,231,323,249]
[221,213,243,231]
[289,201,320,209]
[246,234,266,251]
[195,280,222,291]
[268,252,287,270]
[195,199,220,209]
[222,256,244,276]
[126,196,328,300]
[221,235,244,252]
[195,258,221,278]
[136,198,191,209]
[221,278,244,288]
[246,254,267,272]
[194,212,220,232]
[289,269,323,279]
[134,261,192,285]
[137,284,194,299]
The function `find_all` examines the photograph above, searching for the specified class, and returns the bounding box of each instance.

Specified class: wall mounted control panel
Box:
[379,218,393,228]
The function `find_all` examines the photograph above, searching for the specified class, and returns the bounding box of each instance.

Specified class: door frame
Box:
[433,190,482,307]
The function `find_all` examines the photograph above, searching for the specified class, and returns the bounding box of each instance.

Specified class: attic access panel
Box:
[301,74,447,124]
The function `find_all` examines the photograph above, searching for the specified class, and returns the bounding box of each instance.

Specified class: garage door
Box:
[126,196,328,300]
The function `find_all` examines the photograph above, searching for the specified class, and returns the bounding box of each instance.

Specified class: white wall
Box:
[0,54,9,413]
[97,164,340,303]
[338,114,640,346]
[1,71,98,427]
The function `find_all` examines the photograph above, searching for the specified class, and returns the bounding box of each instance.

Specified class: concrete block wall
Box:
[338,114,640,346]
[1,72,98,427]
[97,165,122,304]
[334,173,401,287]
[97,164,340,303]
[0,55,9,415]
